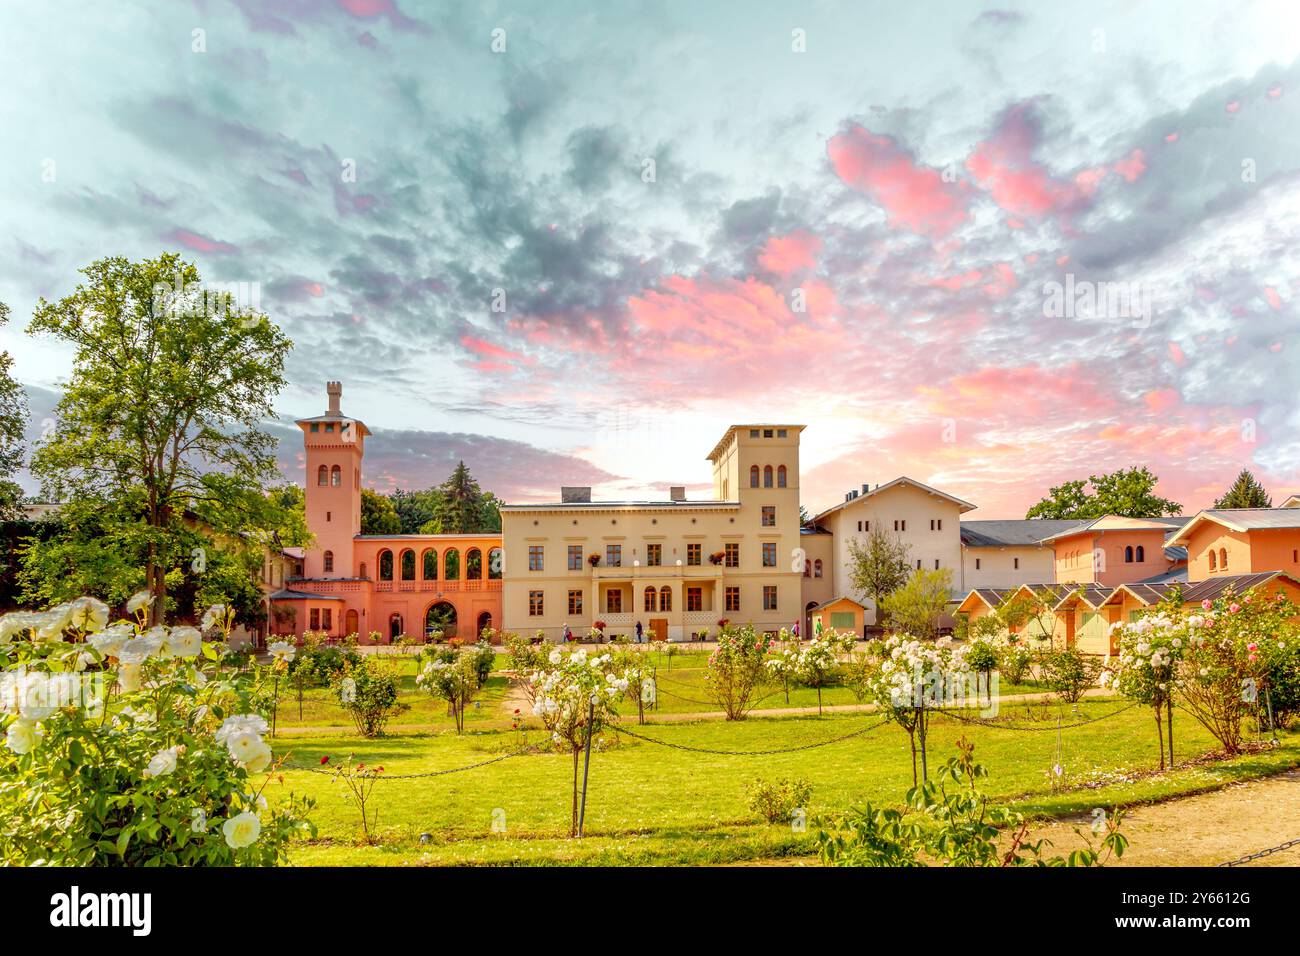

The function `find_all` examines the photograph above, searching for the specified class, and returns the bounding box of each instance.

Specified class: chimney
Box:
[861,483,870,495]
[561,486,591,503]
[669,486,686,502]
[326,381,342,416]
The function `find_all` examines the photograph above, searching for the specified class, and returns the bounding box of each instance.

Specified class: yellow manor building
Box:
[500,425,805,642]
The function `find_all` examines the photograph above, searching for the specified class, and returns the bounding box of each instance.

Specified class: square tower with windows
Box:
[297,382,370,578]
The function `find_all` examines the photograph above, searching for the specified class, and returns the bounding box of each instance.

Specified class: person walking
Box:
[635,620,644,643]
[562,622,572,643]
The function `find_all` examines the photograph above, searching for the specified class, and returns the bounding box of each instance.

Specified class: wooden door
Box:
[650,618,668,642]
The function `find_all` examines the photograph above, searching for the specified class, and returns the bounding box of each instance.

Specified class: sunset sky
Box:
[2,0,1298,517]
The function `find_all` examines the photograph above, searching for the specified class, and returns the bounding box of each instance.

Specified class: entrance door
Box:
[650,618,668,642]
[345,609,359,638]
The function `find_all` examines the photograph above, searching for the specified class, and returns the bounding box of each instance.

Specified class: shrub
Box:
[416,652,483,733]
[0,597,314,865]
[747,777,813,825]
[998,641,1034,686]
[1040,647,1101,705]
[703,624,772,720]
[334,658,403,737]
[504,633,547,674]
[965,640,999,675]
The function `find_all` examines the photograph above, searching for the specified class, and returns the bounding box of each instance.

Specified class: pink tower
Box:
[297,382,370,579]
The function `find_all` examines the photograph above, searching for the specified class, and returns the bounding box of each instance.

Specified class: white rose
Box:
[143,746,181,778]
[216,714,269,744]
[268,641,296,663]
[238,739,273,774]
[0,611,41,643]
[126,590,154,615]
[117,663,143,694]
[222,811,261,849]
[89,622,135,658]
[226,730,266,764]
[165,626,203,658]
[5,718,39,754]
[68,596,110,633]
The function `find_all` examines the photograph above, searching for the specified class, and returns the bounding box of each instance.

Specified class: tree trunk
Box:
[570,749,581,837]
[908,730,918,788]
[1166,700,1174,767]
[817,685,823,716]
[1155,703,1165,770]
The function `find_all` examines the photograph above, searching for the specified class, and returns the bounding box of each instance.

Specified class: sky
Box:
[1,0,1299,518]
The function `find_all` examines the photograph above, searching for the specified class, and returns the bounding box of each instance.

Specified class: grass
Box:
[266,693,1300,866]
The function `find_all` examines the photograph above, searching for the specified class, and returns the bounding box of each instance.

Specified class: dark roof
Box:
[1179,572,1299,604]
[1138,566,1188,585]
[960,519,1089,547]
[268,588,344,602]
[800,525,832,535]
[1162,545,1188,562]
[1054,584,1112,609]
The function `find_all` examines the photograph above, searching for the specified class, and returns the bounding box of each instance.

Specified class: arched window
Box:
[1219,547,1228,571]
[466,548,482,580]
[330,465,341,486]
[400,548,416,581]
[378,549,394,581]
[317,464,328,486]
[488,548,503,580]
[1135,545,1145,563]
[804,559,811,577]
[750,465,760,488]
[644,586,656,613]
[422,549,438,580]
[1124,546,1134,563]
[763,465,773,488]
[323,550,334,573]
[359,562,368,579]
[777,465,787,488]
[1209,550,1217,571]
[388,613,403,640]
[814,559,823,578]
[444,548,460,580]
[659,586,672,611]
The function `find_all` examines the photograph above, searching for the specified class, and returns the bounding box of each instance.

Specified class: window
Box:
[1124,546,1134,563]
[930,518,942,531]
[323,550,334,573]
[330,465,341,486]
[777,465,787,488]
[359,562,367,579]
[864,520,870,532]
[857,521,862,532]
[916,559,922,570]
[750,465,760,488]
[310,423,319,433]
[762,542,777,567]
[726,587,740,612]
[646,543,662,566]
[763,465,774,488]
[725,542,739,568]
[894,519,906,532]
[467,548,482,580]
[528,545,544,571]
[644,586,656,612]
[606,589,622,613]
[934,559,940,570]
[444,549,459,580]
[322,609,332,631]
[803,559,811,577]
[400,549,415,581]
[1013,557,1019,570]
[568,590,583,615]
[975,558,981,570]
[814,559,823,578]
[763,429,773,438]
[423,549,438,580]
[529,591,544,616]
[659,586,672,611]
[762,506,776,527]
[1209,550,1217,571]
[568,545,583,571]
[687,587,702,612]
[325,422,334,433]
[606,544,622,567]
[378,549,394,581]
[777,429,788,438]
[1219,547,1228,570]
[317,465,328,486]
[687,543,701,566]
[489,548,502,580]
[749,429,760,438]
[1135,546,1145,563]
[310,608,320,630]
[763,586,778,611]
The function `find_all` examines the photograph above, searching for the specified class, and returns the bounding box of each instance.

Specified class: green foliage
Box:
[703,624,772,720]
[815,741,1127,867]
[846,528,911,626]
[746,776,813,825]
[999,642,1035,686]
[0,301,28,520]
[416,649,484,733]
[1213,469,1272,509]
[879,568,953,640]
[966,640,999,674]
[26,254,292,623]
[504,632,547,673]
[1026,466,1181,519]
[1040,647,1101,704]
[360,488,401,535]
[334,658,404,737]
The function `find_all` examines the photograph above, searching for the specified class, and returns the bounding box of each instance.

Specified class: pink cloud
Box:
[828,125,969,236]
[167,228,239,255]
[966,104,1085,220]
[758,231,821,276]
[1144,389,1179,413]
[1264,287,1283,311]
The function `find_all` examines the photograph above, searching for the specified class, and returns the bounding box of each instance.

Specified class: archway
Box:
[477,610,493,640]
[804,601,817,641]
[345,609,359,637]
[388,613,403,641]
[425,601,457,641]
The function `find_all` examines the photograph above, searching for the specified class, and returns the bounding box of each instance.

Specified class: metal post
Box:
[577,696,596,837]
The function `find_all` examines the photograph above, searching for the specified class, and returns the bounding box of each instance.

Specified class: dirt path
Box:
[1025,769,1300,867]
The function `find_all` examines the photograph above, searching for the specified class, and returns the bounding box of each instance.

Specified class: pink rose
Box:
[1201,599,1213,611]
[1229,603,1241,614]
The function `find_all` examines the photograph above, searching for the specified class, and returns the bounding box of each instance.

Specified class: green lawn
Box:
[266,695,1300,866]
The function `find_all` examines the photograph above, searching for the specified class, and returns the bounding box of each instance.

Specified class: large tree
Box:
[26,254,291,623]
[1025,466,1181,519]
[0,301,29,519]
[880,568,953,640]
[846,528,912,627]
[360,487,401,534]
[1213,469,1272,509]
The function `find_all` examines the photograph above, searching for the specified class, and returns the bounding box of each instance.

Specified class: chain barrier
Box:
[281,744,536,779]
[609,717,890,755]
[1219,837,1300,867]
[932,699,1141,731]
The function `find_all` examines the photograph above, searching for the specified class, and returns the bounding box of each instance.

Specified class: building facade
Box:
[499,425,805,642]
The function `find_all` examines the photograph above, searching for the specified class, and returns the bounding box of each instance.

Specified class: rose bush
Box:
[0,595,314,865]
